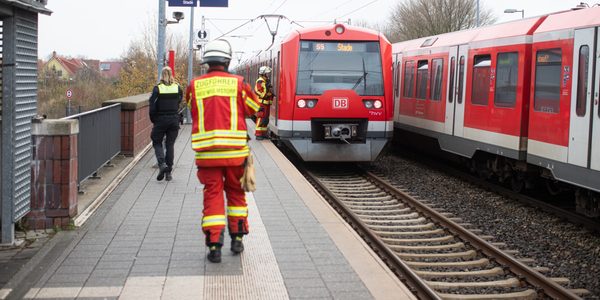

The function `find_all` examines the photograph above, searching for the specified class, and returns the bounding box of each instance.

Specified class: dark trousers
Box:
[151,115,180,170]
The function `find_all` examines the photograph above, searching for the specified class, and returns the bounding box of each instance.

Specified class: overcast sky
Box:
[39,0,582,65]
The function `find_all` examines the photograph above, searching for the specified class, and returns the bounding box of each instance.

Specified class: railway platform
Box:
[3,122,414,299]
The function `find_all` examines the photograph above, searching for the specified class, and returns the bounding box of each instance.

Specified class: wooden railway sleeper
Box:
[425,277,521,289]
[438,289,538,300]
[395,250,478,260]
[372,222,436,231]
[415,267,504,278]
[364,217,426,225]
[373,228,445,237]
[405,258,490,268]
[388,242,465,252]
[381,235,455,244]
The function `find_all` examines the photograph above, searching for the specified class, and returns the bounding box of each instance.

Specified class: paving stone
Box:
[61,257,100,266]
[95,260,134,270]
[90,268,130,278]
[129,264,168,276]
[283,278,327,288]
[85,276,127,287]
[280,268,321,279]
[46,273,90,284]
[332,291,374,300]
[133,256,170,265]
[55,265,95,275]
[287,286,331,299]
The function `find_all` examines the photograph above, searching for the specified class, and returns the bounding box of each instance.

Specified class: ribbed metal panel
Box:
[12,11,36,221]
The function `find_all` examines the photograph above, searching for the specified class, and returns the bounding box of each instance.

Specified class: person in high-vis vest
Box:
[185,39,260,263]
[149,66,183,182]
[254,66,274,140]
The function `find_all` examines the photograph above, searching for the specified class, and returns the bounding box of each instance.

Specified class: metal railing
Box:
[62,103,121,184]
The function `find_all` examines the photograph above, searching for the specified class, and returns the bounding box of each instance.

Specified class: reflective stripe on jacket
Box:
[186,70,260,167]
[255,76,273,105]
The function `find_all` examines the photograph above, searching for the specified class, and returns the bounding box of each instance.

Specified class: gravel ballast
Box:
[370,153,600,299]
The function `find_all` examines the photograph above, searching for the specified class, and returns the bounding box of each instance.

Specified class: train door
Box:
[568,28,596,168]
[592,29,600,171]
[451,45,469,137]
[444,48,458,134]
[273,51,280,126]
[394,53,402,121]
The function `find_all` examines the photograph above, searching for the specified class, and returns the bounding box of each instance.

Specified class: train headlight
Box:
[363,100,374,109]
[297,99,306,108]
[351,125,358,137]
[335,25,345,34]
[307,100,317,108]
[374,100,382,109]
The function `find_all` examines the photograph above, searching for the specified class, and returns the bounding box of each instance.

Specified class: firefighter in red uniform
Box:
[254,66,273,140]
[185,39,260,263]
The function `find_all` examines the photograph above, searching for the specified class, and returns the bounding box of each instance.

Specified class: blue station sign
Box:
[200,0,228,7]
[168,0,198,7]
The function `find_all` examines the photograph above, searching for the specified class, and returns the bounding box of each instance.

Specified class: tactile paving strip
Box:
[204,193,289,299]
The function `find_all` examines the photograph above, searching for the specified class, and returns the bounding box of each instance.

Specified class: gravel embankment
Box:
[370,153,600,299]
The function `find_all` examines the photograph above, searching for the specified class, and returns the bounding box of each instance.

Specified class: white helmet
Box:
[202,39,232,65]
[259,66,272,75]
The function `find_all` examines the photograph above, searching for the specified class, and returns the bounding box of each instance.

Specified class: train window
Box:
[416,60,429,100]
[494,52,518,108]
[297,41,384,96]
[576,45,589,117]
[449,57,456,103]
[534,49,562,113]
[471,55,491,106]
[458,56,465,104]
[403,61,415,98]
[430,59,443,101]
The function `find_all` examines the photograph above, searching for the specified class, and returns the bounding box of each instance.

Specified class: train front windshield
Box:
[297,41,383,96]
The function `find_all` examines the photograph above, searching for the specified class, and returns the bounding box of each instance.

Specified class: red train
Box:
[392,7,600,217]
[237,24,393,161]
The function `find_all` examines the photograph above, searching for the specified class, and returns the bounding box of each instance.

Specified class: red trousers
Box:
[255,104,270,137]
[197,165,249,246]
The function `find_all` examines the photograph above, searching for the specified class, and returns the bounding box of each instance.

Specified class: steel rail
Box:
[303,168,442,300]
[365,170,582,300]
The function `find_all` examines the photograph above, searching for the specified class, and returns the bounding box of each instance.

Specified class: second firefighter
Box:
[254,66,274,140]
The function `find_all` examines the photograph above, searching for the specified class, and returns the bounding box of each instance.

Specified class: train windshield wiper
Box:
[351,58,368,92]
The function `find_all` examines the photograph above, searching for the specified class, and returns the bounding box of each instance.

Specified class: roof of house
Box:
[99,61,124,79]
[48,52,89,76]
[0,0,52,15]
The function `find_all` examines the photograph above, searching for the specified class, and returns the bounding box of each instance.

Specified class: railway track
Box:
[302,166,589,299]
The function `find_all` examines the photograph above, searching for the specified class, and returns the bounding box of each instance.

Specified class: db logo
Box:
[333,98,348,109]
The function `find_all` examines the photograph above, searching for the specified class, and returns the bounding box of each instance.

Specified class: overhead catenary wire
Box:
[336,0,379,19]
[272,0,289,13]
[207,19,225,36]
[310,0,358,19]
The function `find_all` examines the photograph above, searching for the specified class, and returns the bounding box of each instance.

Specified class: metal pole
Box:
[158,0,166,80]
[476,0,480,27]
[521,10,524,19]
[185,6,195,124]
[187,6,194,83]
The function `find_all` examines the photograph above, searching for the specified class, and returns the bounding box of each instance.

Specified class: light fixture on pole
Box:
[157,0,184,80]
[504,8,524,19]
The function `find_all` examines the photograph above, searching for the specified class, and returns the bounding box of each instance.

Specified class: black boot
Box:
[165,172,172,181]
[231,235,244,254]
[157,164,167,181]
[207,245,222,263]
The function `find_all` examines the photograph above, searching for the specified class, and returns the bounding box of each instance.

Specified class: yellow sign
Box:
[195,77,237,99]
[337,43,353,52]
[537,54,550,63]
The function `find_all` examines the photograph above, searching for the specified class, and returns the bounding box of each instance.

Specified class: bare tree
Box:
[387,0,496,42]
